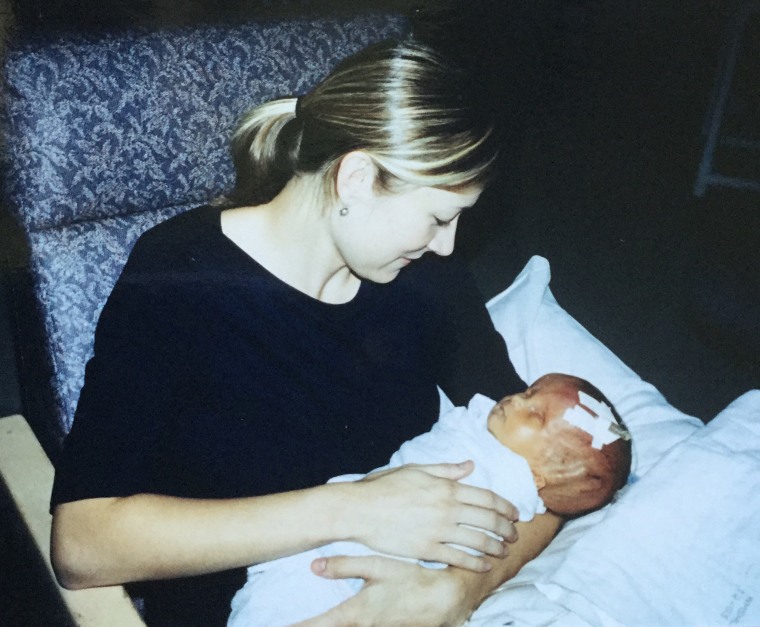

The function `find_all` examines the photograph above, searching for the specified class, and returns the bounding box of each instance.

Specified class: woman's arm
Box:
[299,511,562,627]
[51,461,519,589]
[51,488,349,589]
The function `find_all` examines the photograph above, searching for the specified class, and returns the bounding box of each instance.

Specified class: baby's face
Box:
[487,374,594,483]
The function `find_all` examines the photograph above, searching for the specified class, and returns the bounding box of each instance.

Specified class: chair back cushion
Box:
[1,13,407,446]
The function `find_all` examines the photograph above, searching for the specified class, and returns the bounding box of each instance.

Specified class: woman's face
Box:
[332,183,482,283]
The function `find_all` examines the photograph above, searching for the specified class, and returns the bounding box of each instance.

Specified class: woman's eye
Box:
[434,217,451,227]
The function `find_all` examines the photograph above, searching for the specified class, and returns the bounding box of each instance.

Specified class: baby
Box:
[228,373,632,627]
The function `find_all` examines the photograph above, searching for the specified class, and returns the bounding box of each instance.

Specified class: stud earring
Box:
[339,207,349,216]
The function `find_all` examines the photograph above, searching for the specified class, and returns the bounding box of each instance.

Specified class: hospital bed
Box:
[1,9,758,626]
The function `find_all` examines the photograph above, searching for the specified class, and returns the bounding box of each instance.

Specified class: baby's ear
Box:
[532,471,546,490]
[540,474,608,516]
[555,472,603,494]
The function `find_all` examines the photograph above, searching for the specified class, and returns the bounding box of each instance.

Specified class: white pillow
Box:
[538,390,760,627]
[467,256,760,626]
[485,255,702,478]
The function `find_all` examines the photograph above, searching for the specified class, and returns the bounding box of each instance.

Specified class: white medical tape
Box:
[562,391,629,449]
[578,392,613,421]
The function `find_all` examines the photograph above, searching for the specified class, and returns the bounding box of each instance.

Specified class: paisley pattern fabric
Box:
[1,13,407,437]
[27,205,191,433]
[3,14,407,231]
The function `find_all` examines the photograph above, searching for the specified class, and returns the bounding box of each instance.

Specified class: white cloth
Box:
[228,394,545,627]
[464,256,760,627]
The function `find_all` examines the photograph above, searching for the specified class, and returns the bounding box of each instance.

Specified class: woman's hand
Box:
[340,460,518,572]
[298,512,564,627]
[295,556,472,627]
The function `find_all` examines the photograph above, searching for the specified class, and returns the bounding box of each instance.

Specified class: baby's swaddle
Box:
[228,394,545,627]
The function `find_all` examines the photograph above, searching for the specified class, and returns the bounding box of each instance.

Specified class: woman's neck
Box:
[221,179,360,304]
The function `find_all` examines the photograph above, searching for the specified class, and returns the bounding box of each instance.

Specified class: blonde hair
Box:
[228,38,499,207]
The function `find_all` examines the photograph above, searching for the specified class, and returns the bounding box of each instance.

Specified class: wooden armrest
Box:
[0,414,145,626]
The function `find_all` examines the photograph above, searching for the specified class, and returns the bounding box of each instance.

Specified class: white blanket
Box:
[229,395,545,627]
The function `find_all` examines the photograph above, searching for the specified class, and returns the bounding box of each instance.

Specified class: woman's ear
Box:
[336,151,377,205]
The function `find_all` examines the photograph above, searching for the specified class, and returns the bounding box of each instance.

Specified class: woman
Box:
[50,39,561,626]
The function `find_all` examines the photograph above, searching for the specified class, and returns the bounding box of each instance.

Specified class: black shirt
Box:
[52,205,521,625]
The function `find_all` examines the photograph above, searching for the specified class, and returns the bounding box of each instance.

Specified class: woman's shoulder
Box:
[126,205,223,271]
[135,204,220,249]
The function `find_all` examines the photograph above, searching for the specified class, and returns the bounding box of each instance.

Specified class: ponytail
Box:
[228,97,301,206]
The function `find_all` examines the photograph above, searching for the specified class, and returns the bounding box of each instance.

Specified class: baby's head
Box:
[488,373,632,517]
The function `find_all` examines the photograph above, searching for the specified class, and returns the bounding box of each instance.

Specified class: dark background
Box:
[1,1,758,624]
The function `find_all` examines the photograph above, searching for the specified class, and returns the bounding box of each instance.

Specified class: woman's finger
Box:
[446,525,509,559]
[453,481,520,523]
[403,460,475,481]
[454,504,519,543]
[423,542,495,572]
[311,554,406,582]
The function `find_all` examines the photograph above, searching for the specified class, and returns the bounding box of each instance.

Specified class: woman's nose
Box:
[426,223,457,257]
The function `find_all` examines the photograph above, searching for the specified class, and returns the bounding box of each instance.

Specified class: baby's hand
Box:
[342,461,518,571]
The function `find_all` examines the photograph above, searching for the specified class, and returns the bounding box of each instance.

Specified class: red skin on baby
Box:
[487,373,630,516]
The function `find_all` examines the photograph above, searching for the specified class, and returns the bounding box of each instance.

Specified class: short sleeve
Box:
[51,239,187,506]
